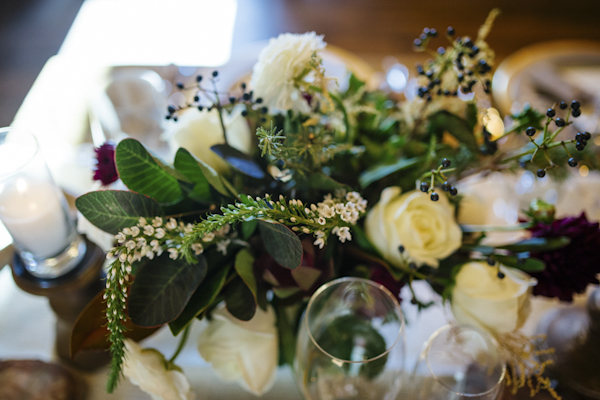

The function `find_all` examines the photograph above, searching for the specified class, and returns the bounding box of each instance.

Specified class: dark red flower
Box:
[369,265,404,302]
[93,142,118,185]
[528,213,600,301]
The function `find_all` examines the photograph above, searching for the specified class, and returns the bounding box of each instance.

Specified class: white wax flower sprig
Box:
[103,192,366,390]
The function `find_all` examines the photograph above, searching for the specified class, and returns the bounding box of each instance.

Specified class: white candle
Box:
[0,179,71,258]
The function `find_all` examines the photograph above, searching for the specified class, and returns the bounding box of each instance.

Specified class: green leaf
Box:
[359,156,421,188]
[211,144,266,179]
[258,221,303,269]
[241,220,258,240]
[224,277,256,321]
[308,173,349,192]
[346,72,366,97]
[76,190,163,234]
[234,249,258,301]
[428,111,478,152]
[174,148,230,197]
[116,139,183,204]
[273,287,303,299]
[129,254,207,327]
[498,236,570,253]
[169,263,231,335]
[494,255,545,272]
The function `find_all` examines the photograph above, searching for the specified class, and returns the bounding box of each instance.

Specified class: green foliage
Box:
[224,277,257,321]
[116,139,183,204]
[258,221,303,269]
[76,190,163,234]
[128,254,207,327]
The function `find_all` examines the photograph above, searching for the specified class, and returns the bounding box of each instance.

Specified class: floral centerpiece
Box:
[73,10,600,400]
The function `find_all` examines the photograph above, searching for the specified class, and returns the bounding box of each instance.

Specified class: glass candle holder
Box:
[0,127,85,278]
[294,277,406,400]
[411,324,506,400]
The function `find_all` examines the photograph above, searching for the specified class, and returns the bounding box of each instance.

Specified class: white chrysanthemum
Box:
[251,32,326,113]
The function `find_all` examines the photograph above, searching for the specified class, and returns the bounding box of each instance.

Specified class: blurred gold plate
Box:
[492,40,600,116]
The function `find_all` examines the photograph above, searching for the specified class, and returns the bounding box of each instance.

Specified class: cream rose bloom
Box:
[251,32,326,113]
[168,105,252,174]
[365,187,462,267]
[451,261,537,335]
[198,304,278,396]
[123,339,194,400]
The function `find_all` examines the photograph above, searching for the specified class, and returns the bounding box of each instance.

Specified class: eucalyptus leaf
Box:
[76,190,163,234]
[169,263,231,335]
[359,157,421,188]
[234,249,258,301]
[116,139,183,204]
[258,221,303,269]
[224,277,256,321]
[129,254,207,327]
[211,144,266,179]
[494,255,545,272]
[174,148,230,197]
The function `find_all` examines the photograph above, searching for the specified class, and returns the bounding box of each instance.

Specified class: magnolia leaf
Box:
[494,255,546,272]
[224,277,256,321]
[169,264,231,335]
[359,157,421,188]
[76,190,163,234]
[428,111,478,152]
[116,139,182,204]
[258,221,303,270]
[498,236,571,253]
[211,144,266,179]
[70,290,159,357]
[173,148,215,200]
[129,254,207,327]
[174,148,233,197]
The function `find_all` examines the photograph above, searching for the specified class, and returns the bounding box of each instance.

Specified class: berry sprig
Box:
[165,71,269,124]
[419,158,459,201]
[516,99,590,177]
[413,21,495,101]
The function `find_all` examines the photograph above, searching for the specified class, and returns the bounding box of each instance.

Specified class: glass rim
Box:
[424,324,507,397]
[0,127,40,180]
[304,276,405,364]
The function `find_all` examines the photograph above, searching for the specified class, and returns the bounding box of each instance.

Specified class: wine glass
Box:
[411,324,506,400]
[294,277,406,400]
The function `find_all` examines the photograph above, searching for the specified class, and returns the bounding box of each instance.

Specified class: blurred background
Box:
[2,0,600,127]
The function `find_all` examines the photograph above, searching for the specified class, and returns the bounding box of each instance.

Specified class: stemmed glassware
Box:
[411,324,506,400]
[294,277,406,400]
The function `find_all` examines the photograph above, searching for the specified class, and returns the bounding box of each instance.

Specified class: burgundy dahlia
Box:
[369,265,404,302]
[93,142,118,185]
[528,213,600,302]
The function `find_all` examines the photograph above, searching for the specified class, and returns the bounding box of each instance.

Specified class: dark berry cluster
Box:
[419,158,458,201]
[165,71,268,123]
[518,100,591,178]
[413,26,493,101]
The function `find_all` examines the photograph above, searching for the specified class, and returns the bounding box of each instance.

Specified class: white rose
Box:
[251,32,326,113]
[365,187,462,267]
[451,261,537,335]
[168,105,252,174]
[198,304,278,396]
[123,339,194,400]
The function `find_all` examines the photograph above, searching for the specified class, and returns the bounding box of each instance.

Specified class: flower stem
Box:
[169,324,191,364]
